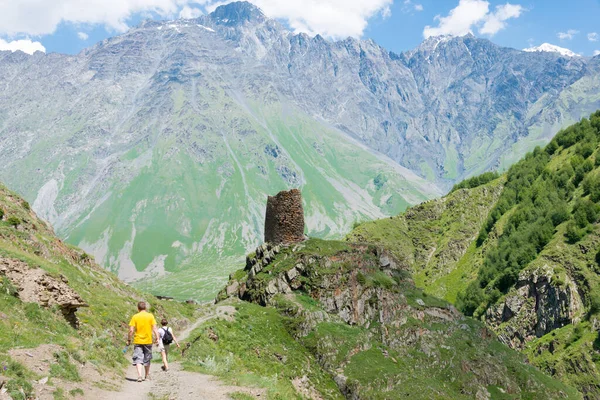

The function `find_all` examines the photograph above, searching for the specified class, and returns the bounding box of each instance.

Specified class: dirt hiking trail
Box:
[4,306,262,400]
[87,305,264,400]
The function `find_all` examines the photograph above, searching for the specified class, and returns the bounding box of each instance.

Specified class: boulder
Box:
[286,267,298,282]
[266,280,279,295]
[226,281,240,297]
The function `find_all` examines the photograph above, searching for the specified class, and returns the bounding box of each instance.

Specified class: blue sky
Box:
[367,0,600,56]
[0,0,599,57]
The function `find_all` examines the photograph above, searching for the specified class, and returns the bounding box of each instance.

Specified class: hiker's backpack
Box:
[162,327,174,345]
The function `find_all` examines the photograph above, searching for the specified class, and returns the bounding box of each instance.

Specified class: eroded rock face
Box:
[264,189,305,245]
[0,257,88,329]
[223,243,461,331]
[484,265,583,349]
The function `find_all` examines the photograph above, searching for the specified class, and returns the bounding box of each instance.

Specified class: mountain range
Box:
[1,1,600,299]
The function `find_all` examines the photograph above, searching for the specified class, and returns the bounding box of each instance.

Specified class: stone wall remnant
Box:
[264,189,305,245]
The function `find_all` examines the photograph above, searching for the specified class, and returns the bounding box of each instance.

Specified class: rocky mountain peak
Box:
[209,1,266,26]
[410,34,469,53]
[399,34,479,64]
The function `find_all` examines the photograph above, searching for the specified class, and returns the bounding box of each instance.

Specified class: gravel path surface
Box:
[86,306,264,400]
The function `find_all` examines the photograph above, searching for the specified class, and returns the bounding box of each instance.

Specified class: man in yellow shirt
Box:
[127,301,159,382]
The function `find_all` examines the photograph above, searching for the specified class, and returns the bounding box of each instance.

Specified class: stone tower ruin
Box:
[264,189,305,245]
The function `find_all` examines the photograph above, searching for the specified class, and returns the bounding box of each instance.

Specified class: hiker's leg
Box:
[143,345,152,379]
[132,346,144,379]
[135,363,144,378]
[161,349,169,370]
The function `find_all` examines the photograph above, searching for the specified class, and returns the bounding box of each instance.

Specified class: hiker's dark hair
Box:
[137,301,146,311]
[161,318,168,326]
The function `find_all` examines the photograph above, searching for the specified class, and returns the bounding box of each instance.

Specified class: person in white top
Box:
[158,318,180,372]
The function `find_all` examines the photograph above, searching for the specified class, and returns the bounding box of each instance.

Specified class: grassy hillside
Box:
[346,111,600,397]
[0,183,196,399]
[0,161,583,399]
[458,113,600,316]
[348,175,505,303]
[5,77,437,303]
[202,239,579,399]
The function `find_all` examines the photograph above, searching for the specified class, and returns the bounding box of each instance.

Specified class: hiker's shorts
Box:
[159,343,170,356]
[132,345,153,366]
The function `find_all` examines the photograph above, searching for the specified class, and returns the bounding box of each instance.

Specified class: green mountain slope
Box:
[0,182,196,398]
[347,111,600,397]
[11,83,437,302]
[209,239,579,399]
[348,173,504,303]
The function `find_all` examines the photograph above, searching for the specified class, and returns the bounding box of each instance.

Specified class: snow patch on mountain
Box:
[523,43,580,57]
[197,24,215,33]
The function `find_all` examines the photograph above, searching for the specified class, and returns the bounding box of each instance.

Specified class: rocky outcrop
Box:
[0,257,88,328]
[215,237,581,399]
[484,265,583,349]
[245,243,281,277]
[264,189,305,245]
[221,242,461,331]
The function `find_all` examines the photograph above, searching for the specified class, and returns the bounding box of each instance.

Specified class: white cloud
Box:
[480,3,523,35]
[594,50,600,56]
[557,29,579,41]
[589,32,598,42]
[0,0,392,39]
[77,32,89,40]
[206,0,393,38]
[381,5,392,19]
[179,6,203,19]
[403,0,423,12]
[0,0,209,36]
[0,38,46,55]
[424,0,489,38]
[423,0,523,38]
